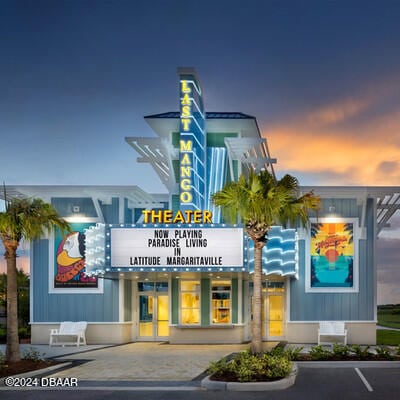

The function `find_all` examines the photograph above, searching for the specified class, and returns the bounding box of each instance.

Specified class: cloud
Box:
[305,98,373,127]
[262,77,400,186]
[377,161,400,175]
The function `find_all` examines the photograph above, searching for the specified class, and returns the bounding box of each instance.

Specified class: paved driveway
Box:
[47,342,253,381]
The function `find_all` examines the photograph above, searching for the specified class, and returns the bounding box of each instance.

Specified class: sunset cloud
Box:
[263,79,400,186]
[306,98,373,127]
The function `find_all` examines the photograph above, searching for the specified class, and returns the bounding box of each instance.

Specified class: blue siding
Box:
[51,198,97,218]
[290,198,375,321]
[124,199,132,224]
[100,197,119,223]
[32,239,119,322]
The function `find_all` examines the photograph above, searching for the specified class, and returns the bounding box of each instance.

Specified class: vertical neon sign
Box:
[178,68,206,211]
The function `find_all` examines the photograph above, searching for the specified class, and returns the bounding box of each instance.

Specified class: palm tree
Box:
[212,170,320,353]
[0,194,70,362]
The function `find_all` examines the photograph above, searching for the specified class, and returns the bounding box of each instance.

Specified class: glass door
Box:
[251,280,285,340]
[157,295,169,337]
[139,294,154,337]
[267,295,284,338]
[138,282,169,340]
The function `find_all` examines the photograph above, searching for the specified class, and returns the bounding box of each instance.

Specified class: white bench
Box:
[49,321,87,347]
[318,321,347,345]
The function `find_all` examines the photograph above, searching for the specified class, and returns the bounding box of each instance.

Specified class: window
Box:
[180,280,200,324]
[211,280,231,324]
[138,282,155,292]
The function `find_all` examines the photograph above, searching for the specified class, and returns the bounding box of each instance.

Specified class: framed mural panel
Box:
[305,218,359,293]
[49,222,104,293]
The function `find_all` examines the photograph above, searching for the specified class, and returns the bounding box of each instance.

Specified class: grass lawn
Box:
[377,329,400,345]
[377,309,400,329]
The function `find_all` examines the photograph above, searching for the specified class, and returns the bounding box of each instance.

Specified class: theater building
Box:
[3,68,399,345]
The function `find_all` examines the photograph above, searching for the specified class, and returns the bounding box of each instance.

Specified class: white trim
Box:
[64,217,100,223]
[92,198,105,222]
[168,276,172,326]
[131,281,137,341]
[287,320,377,323]
[357,195,367,239]
[30,243,34,323]
[238,277,242,324]
[373,198,378,322]
[119,278,124,322]
[48,228,104,294]
[119,196,124,224]
[305,218,360,293]
[30,321,133,325]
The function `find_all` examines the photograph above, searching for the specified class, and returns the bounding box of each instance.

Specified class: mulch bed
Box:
[0,359,60,378]
[210,372,283,382]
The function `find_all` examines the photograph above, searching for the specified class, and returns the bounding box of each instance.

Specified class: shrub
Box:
[350,345,372,360]
[268,346,285,356]
[22,347,46,362]
[375,346,393,360]
[207,350,293,382]
[207,357,230,377]
[332,343,350,358]
[309,345,333,360]
[261,354,292,380]
[268,345,303,360]
[282,346,304,361]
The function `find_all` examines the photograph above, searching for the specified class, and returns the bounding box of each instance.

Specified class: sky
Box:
[1,0,400,303]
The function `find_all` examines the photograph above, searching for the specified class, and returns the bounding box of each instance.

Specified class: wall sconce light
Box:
[329,206,335,213]
[72,206,80,213]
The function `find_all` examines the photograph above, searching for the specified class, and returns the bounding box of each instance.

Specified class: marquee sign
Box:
[178,68,206,211]
[105,225,245,271]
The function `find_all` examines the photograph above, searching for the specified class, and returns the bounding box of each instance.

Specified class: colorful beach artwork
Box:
[310,222,354,288]
[54,223,98,289]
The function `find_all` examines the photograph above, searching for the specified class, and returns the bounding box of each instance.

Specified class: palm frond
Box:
[0,197,70,245]
[212,170,321,233]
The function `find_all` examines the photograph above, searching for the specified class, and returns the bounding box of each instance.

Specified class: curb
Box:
[201,363,298,391]
[297,360,400,368]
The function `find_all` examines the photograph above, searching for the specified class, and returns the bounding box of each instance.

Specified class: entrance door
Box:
[267,295,284,338]
[139,294,154,337]
[156,295,169,337]
[261,294,284,339]
[138,282,169,340]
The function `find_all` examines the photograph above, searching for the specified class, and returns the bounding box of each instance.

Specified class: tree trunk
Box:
[5,240,20,362]
[251,241,263,354]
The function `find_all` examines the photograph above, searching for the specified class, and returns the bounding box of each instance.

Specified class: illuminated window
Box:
[211,280,231,324]
[180,280,200,324]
